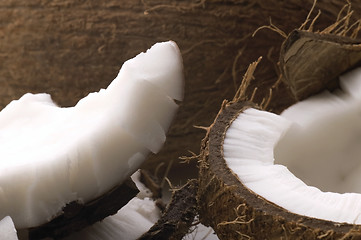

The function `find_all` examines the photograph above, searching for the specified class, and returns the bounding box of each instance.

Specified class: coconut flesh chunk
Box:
[0,216,18,240]
[63,171,160,240]
[63,197,160,240]
[0,41,183,229]
[223,67,361,225]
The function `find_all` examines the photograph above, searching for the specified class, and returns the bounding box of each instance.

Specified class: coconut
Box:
[58,171,162,240]
[49,173,198,240]
[1,0,356,183]
[0,40,183,238]
[199,101,361,239]
[197,5,361,239]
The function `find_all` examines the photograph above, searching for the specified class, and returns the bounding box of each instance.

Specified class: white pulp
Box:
[223,67,361,224]
[0,216,18,240]
[0,41,183,228]
[67,197,160,240]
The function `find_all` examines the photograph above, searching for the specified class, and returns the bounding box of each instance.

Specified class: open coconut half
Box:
[0,41,184,231]
[198,30,361,239]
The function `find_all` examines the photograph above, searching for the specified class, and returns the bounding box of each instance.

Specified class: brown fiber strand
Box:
[252,18,287,38]
[299,0,318,30]
[232,57,262,103]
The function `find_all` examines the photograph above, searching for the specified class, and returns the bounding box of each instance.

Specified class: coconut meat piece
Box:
[64,197,160,240]
[0,41,183,229]
[64,171,160,240]
[0,216,18,240]
[223,67,361,224]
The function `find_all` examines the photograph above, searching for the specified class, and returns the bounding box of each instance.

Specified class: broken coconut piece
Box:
[29,170,158,239]
[28,178,139,239]
[0,216,18,240]
[198,67,361,239]
[56,170,199,240]
[63,177,199,240]
[0,41,184,229]
[64,197,160,240]
[63,172,161,240]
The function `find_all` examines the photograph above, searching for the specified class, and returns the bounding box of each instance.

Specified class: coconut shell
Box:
[197,101,361,239]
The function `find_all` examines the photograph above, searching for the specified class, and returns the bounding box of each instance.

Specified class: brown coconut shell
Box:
[197,12,361,240]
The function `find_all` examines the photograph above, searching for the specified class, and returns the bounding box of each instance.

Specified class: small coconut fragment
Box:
[53,171,160,240]
[28,178,139,239]
[61,172,198,240]
[63,197,161,240]
[0,41,184,229]
[0,216,18,240]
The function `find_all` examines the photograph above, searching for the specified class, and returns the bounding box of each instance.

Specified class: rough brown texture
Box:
[0,0,358,181]
[198,102,361,240]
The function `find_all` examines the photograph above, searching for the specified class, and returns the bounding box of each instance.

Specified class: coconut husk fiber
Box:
[0,0,360,187]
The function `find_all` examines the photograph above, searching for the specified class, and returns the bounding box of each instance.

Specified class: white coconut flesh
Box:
[0,41,184,229]
[223,67,361,224]
[0,216,18,240]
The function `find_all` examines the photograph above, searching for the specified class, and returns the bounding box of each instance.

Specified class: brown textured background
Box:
[0,0,358,183]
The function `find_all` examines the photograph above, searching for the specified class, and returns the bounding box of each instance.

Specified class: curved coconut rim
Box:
[206,100,357,234]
